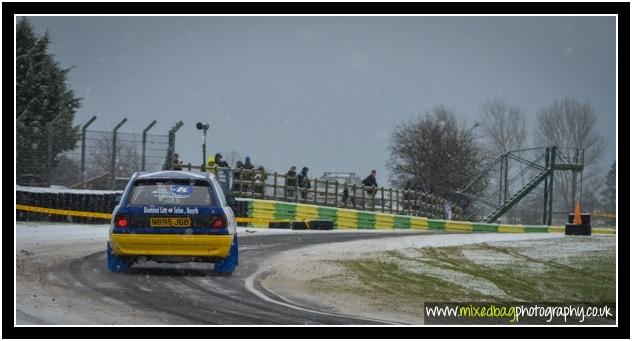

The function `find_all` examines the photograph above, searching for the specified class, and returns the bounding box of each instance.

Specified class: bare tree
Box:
[86,135,141,180]
[480,98,526,155]
[49,154,81,186]
[535,97,607,213]
[479,98,528,223]
[387,105,485,208]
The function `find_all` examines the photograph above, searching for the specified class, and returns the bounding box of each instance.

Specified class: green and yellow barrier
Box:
[15,200,616,236]
[241,198,616,235]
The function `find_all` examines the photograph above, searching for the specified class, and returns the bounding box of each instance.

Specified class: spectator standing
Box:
[297,167,310,200]
[242,156,254,193]
[285,166,297,198]
[362,170,378,209]
[341,186,356,207]
[215,153,229,168]
[254,165,267,197]
[362,170,378,195]
[173,153,183,171]
[233,160,244,192]
[206,156,217,175]
[241,156,255,193]
[443,200,453,220]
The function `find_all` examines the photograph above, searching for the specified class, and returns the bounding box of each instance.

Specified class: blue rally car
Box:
[107,171,238,274]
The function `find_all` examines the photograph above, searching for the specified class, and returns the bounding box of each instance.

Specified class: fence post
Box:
[110,118,127,189]
[395,189,400,214]
[325,180,329,206]
[381,187,384,213]
[313,178,318,204]
[248,170,254,198]
[141,120,157,171]
[273,172,278,200]
[334,181,338,207]
[164,121,183,171]
[80,116,97,188]
[389,188,393,214]
[352,184,357,209]
[239,169,244,197]
[361,185,365,210]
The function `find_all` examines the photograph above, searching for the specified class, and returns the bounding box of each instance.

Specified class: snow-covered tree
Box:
[16,18,81,182]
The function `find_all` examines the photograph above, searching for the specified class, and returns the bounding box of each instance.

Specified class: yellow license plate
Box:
[150,217,192,227]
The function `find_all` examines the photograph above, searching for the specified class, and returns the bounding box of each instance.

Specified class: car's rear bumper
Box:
[110,233,234,258]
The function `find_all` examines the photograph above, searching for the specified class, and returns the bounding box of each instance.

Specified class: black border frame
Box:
[4,1,629,339]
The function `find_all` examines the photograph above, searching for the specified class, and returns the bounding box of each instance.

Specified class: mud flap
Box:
[214,235,239,273]
[107,242,132,273]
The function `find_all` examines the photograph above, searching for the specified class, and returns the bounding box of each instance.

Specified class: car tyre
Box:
[107,242,132,273]
[214,235,239,275]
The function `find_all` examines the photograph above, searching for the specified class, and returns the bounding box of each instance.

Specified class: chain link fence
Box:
[17,120,172,190]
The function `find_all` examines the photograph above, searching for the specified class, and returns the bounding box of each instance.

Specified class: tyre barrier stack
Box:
[241,198,615,235]
[16,186,121,224]
[565,213,592,236]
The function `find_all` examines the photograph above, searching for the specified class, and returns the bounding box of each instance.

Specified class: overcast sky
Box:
[24,15,616,183]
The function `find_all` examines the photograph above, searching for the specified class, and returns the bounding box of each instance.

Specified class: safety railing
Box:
[179,163,462,220]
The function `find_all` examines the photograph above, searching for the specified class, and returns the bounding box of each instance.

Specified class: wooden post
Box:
[283,173,287,201]
[334,181,338,207]
[381,187,384,213]
[352,184,357,209]
[239,169,244,197]
[325,180,329,206]
[395,189,400,214]
[361,185,366,210]
[313,178,318,204]
[389,188,393,214]
[251,170,256,198]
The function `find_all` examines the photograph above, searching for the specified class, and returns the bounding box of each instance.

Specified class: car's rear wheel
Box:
[107,242,132,273]
[214,235,239,275]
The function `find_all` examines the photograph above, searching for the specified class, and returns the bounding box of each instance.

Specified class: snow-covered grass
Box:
[259,233,616,325]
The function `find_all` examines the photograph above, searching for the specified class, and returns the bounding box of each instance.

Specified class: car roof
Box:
[135,171,212,181]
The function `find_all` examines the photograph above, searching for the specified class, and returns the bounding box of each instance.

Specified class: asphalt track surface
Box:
[68,231,429,325]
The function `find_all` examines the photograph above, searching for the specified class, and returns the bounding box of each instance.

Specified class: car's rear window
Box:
[128,179,215,206]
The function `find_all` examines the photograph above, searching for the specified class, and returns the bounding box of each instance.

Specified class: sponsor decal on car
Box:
[142,206,200,214]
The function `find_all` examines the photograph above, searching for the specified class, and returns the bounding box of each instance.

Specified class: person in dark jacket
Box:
[341,186,356,207]
[241,156,254,193]
[297,167,310,200]
[173,153,183,171]
[215,153,229,168]
[254,165,267,197]
[285,166,297,198]
[362,170,378,195]
[243,156,254,170]
[232,160,243,192]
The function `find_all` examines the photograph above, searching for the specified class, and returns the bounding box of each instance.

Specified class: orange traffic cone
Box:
[573,201,582,225]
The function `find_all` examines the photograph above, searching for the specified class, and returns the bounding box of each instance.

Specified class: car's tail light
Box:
[211,216,226,228]
[115,216,129,228]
